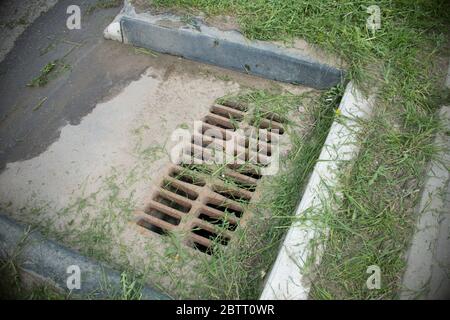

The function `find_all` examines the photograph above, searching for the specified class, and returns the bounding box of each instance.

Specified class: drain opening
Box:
[210,105,244,121]
[137,219,169,236]
[261,111,285,124]
[186,143,214,162]
[204,114,237,130]
[257,145,272,157]
[228,165,263,180]
[192,225,230,246]
[224,176,257,191]
[252,107,287,132]
[181,164,213,175]
[234,148,270,166]
[162,179,199,200]
[217,100,248,112]
[220,171,258,192]
[244,127,273,143]
[240,171,262,180]
[242,137,272,156]
[206,201,243,218]
[212,186,251,204]
[192,241,213,255]
[199,123,232,141]
[252,119,285,135]
[154,192,191,213]
[198,213,237,231]
[193,134,269,166]
[192,135,226,152]
[144,207,181,226]
[169,169,206,186]
[230,180,256,192]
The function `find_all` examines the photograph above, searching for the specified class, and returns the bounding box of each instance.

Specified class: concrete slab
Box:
[446,59,450,89]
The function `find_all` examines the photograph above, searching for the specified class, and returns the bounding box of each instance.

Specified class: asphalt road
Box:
[0,0,154,170]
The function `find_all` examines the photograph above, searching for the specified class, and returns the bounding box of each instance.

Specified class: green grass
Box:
[27,59,71,87]
[309,111,441,299]
[2,17,28,29]
[152,0,450,299]
[134,47,159,57]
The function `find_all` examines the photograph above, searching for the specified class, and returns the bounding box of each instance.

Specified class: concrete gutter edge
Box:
[260,82,375,300]
[0,214,169,299]
[445,57,450,89]
[399,106,450,300]
[103,1,345,90]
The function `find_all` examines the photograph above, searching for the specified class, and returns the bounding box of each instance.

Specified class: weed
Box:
[216,74,231,82]
[134,47,159,57]
[27,59,71,88]
[3,17,28,29]
[180,14,201,31]
[32,97,48,111]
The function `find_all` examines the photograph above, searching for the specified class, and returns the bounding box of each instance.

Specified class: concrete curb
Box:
[260,82,375,300]
[0,214,169,299]
[104,1,344,90]
[446,58,450,89]
[400,106,450,300]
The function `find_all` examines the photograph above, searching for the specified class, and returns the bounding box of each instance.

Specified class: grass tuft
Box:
[27,59,70,87]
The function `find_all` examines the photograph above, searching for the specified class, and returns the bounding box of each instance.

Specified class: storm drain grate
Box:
[134,100,286,255]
